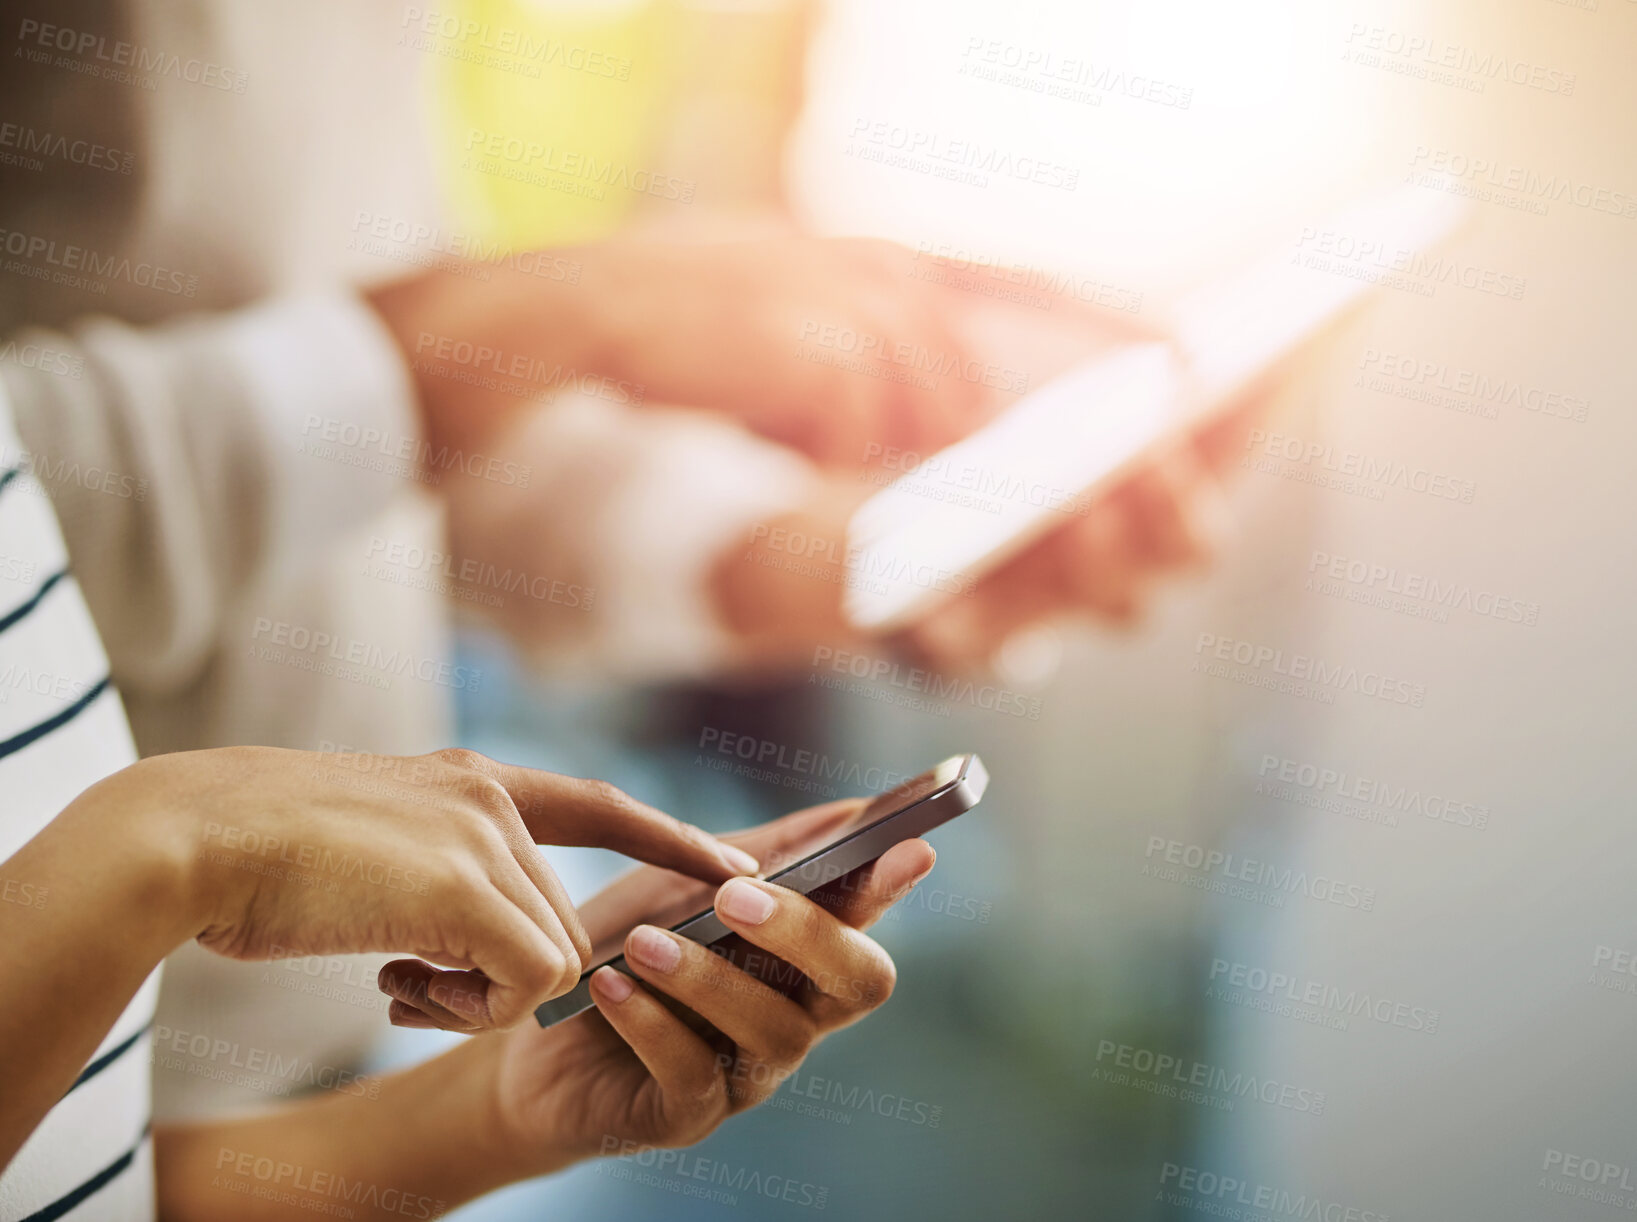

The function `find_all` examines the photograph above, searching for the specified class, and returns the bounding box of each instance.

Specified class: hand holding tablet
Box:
[844,185,1472,633]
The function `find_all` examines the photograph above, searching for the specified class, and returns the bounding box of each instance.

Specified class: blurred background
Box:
[345,0,1637,1219]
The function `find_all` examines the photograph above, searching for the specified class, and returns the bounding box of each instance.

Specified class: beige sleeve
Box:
[0,293,424,699]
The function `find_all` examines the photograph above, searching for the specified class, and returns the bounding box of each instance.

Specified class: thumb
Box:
[809,838,938,933]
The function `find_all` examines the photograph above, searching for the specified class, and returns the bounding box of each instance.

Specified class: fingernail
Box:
[718,877,776,925]
[627,925,682,972]
[720,844,761,876]
[592,966,634,1003]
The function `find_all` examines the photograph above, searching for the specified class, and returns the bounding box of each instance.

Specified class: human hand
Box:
[901,399,1249,667]
[78,746,758,1031]
[366,236,988,467]
[481,801,934,1169]
[714,396,1253,668]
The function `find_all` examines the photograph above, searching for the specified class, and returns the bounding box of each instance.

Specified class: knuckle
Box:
[518,942,570,1001]
[434,746,490,774]
[451,810,514,869]
[562,915,593,971]
[579,776,632,812]
[764,1014,818,1068]
[793,895,830,946]
[463,773,517,819]
[854,943,898,1008]
[679,1059,729,1111]
[441,854,493,899]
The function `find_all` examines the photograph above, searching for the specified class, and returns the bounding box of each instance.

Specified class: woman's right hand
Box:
[73,746,760,1031]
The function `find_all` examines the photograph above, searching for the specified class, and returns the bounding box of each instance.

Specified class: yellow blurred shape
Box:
[426,0,677,247]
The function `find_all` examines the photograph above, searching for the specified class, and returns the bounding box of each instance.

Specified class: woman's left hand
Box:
[476,802,934,1170]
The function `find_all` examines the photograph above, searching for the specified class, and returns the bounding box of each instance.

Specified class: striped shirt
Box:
[0,397,158,1221]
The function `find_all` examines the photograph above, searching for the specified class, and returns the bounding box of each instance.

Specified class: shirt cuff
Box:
[583,411,820,678]
[210,292,424,570]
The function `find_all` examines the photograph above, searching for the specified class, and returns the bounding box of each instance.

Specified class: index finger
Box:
[479,762,761,884]
[575,800,870,942]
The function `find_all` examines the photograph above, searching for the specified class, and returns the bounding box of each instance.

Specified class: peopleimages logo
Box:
[1194,633,1428,708]
[1093,1040,1326,1115]
[1541,1149,1637,1206]
[810,646,1043,720]
[1355,348,1589,423]
[598,1138,829,1210]
[14,18,250,92]
[350,211,582,282]
[1255,753,1490,830]
[909,240,1144,314]
[1207,958,1440,1033]
[211,1148,443,1220]
[1307,551,1540,627]
[1243,429,1478,503]
[1144,836,1378,911]
[1340,23,1577,96]
[0,441,147,501]
[462,127,695,203]
[862,441,1091,517]
[958,37,1194,110]
[412,332,643,406]
[0,337,85,378]
[694,727,915,801]
[1158,1163,1391,1222]
[0,226,198,297]
[1408,145,1635,219]
[152,1024,381,1100]
[798,320,1029,393]
[398,8,633,81]
[1292,227,1526,301]
[846,117,1080,192]
[0,122,133,173]
[250,618,482,692]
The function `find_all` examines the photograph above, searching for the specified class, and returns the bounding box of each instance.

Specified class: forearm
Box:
[708,483,864,667]
[441,403,832,681]
[0,783,193,1167]
[155,1038,540,1222]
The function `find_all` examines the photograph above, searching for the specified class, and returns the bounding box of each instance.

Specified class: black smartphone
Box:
[534,753,989,1027]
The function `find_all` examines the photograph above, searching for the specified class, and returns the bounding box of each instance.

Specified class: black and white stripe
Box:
[0,408,156,1222]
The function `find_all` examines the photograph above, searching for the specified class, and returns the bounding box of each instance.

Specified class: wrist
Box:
[709,483,866,660]
[430,1037,572,1192]
[364,258,606,458]
[54,755,210,956]
[364,269,469,450]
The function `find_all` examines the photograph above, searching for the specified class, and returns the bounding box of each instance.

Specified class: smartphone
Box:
[534,753,989,1028]
[843,183,1472,632]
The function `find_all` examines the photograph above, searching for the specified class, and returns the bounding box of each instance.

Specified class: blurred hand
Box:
[585,237,988,464]
[479,802,935,1166]
[716,396,1256,669]
[368,236,986,467]
[903,400,1249,667]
